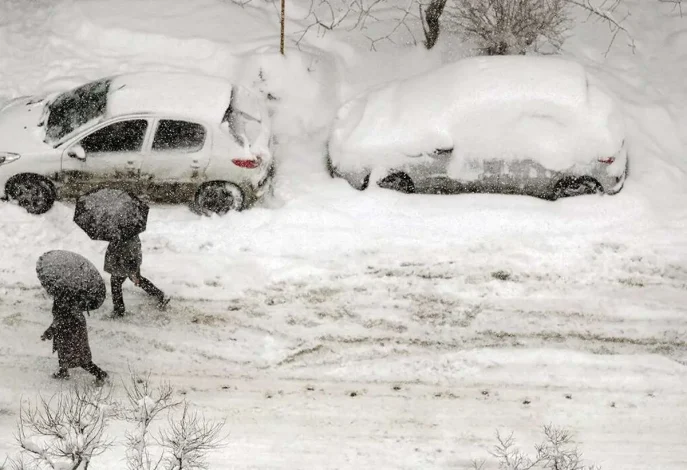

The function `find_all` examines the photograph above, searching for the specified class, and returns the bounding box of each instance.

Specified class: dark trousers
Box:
[111,270,164,314]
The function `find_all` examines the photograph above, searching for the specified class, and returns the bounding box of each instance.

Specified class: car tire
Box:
[5,175,56,214]
[551,176,602,200]
[377,172,415,194]
[195,181,245,216]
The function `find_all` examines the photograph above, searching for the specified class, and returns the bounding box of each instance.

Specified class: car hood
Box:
[0,96,53,154]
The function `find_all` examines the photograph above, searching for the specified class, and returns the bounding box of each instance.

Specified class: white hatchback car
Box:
[0,72,274,215]
[327,56,628,200]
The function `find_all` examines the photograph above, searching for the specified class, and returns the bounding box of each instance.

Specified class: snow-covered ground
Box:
[0,0,686,468]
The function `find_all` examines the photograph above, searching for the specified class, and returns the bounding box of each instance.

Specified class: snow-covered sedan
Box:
[0,72,273,215]
[326,56,628,200]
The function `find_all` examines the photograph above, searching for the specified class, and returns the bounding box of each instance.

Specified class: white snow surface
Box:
[328,55,626,174]
[0,0,686,469]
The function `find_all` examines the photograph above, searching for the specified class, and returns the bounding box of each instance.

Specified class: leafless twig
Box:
[567,0,635,55]
[293,0,422,49]
[658,0,683,16]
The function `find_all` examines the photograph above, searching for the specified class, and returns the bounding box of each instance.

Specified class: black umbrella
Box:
[36,250,106,311]
[74,188,149,242]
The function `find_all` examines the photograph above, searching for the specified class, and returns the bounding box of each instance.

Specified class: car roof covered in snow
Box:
[106,72,234,125]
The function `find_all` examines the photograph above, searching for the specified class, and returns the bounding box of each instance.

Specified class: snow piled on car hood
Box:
[0,97,52,154]
[328,56,625,173]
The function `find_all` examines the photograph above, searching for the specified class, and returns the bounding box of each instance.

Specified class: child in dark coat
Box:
[41,294,107,383]
[105,234,169,317]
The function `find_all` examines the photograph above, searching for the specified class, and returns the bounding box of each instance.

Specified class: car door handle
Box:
[127,160,136,166]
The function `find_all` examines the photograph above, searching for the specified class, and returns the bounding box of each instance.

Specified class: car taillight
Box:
[232,156,262,169]
[598,156,616,164]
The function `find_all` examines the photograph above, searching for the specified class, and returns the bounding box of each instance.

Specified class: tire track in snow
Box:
[3,244,685,381]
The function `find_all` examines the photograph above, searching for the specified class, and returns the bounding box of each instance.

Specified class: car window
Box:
[221,87,263,146]
[152,120,206,152]
[80,119,148,154]
[243,118,261,143]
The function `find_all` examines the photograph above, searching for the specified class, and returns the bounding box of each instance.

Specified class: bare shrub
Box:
[14,382,113,470]
[473,424,601,470]
[2,372,226,470]
[158,402,226,470]
[122,369,180,470]
[121,369,226,470]
[446,0,571,55]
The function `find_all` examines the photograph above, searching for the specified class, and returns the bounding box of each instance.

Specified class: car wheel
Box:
[377,172,415,194]
[551,176,602,200]
[195,181,245,216]
[6,176,56,214]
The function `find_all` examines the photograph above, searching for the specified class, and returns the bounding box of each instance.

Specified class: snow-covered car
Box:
[0,72,274,215]
[326,56,628,200]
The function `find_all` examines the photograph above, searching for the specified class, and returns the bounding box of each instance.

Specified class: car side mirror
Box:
[67,144,86,161]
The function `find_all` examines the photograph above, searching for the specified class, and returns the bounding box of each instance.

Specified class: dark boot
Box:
[52,368,70,380]
[136,275,164,302]
[83,362,108,385]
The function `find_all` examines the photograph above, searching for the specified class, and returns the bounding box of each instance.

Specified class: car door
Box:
[140,118,210,202]
[435,152,503,194]
[59,118,150,197]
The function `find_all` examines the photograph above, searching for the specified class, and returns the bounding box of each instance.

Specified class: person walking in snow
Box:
[41,293,108,384]
[105,234,169,317]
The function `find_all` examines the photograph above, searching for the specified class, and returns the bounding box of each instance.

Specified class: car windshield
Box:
[44,78,112,144]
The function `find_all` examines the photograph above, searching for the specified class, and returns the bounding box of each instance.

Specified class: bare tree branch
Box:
[567,0,635,55]
[290,0,422,50]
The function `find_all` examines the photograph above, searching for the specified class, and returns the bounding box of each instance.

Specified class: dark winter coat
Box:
[104,235,142,276]
[43,298,92,369]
